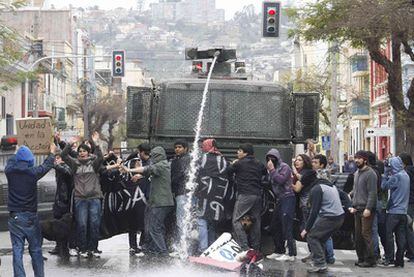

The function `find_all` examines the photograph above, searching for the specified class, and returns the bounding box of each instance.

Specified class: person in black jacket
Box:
[366,151,386,261]
[228,143,266,253]
[300,171,350,273]
[6,144,56,277]
[399,153,414,262]
[48,151,73,256]
[170,140,191,244]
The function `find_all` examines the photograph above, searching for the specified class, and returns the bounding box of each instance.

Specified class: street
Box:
[1,233,413,277]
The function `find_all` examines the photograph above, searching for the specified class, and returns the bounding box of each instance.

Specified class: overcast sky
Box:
[46,0,263,20]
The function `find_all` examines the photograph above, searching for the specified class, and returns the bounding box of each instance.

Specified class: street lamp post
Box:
[27,54,110,135]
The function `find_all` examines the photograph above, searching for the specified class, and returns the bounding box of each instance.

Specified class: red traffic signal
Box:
[263,2,280,38]
[112,50,125,77]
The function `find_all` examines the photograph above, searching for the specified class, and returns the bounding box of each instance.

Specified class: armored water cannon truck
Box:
[126,48,319,162]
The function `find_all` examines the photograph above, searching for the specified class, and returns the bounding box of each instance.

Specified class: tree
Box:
[77,93,125,149]
[288,0,414,155]
[283,66,354,132]
[0,0,28,88]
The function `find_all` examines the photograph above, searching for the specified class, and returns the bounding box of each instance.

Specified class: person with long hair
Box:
[61,132,103,258]
[292,154,317,229]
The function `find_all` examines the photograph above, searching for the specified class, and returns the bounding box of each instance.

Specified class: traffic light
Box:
[263,1,281,38]
[112,50,125,77]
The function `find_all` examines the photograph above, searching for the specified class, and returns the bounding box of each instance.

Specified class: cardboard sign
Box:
[190,233,242,272]
[16,118,53,154]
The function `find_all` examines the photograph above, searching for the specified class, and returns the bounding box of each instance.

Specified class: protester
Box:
[300,154,335,264]
[291,154,315,231]
[381,156,410,267]
[349,150,378,267]
[196,139,229,253]
[227,144,266,254]
[305,139,317,159]
[123,146,174,256]
[170,140,191,244]
[399,153,414,262]
[366,151,386,262]
[344,155,357,174]
[327,156,339,174]
[265,149,297,262]
[6,144,56,277]
[61,132,103,258]
[48,151,73,257]
[300,166,350,273]
[120,156,147,257]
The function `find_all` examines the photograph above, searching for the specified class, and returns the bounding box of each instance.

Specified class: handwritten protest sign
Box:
[16,118,53,154]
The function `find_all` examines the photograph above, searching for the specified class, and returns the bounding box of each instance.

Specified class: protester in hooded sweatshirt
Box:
[265,149,297,262]
[381,156,410,267]
[48,151,73,257]
[398,153,414,262]
[61,132,103,258]
[196,139,229,253]
[349,150,378,268]
[170,140,191,243]
[6,143,56,277]
[300,167,350,273]
[123,146,174,256]
[227,144,266,254]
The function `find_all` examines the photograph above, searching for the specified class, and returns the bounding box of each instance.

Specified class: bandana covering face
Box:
[202,139,221,155]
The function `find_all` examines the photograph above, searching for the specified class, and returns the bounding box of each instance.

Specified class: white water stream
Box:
[178,51,221,258]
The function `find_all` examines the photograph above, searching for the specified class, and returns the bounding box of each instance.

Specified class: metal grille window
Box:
[155,81,291,140]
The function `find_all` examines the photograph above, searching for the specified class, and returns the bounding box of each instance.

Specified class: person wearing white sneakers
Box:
[265,149,297,262]
[300,168,350,273]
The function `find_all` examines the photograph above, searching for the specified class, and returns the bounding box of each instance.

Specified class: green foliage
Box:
[0,0,29,88]
[288,0,414,48]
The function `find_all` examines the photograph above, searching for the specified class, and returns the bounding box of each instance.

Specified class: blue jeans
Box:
[325,237,335,262]
[175,195,193,240]
[8,212,44,277]
[198,218,217,253]
[75,198,102,252]
[271,196,297,256]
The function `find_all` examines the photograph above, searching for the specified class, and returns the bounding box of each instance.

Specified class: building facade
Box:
[369,41,395,160]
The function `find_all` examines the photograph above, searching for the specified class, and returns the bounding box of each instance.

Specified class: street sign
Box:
[322,135,331,150]
[365,127,393,137]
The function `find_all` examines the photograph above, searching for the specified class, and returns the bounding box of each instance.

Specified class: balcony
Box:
[351,54,368,77]
[351,97,370,119]
[66,93,80,112]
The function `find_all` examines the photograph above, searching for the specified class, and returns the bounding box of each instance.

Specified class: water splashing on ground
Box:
[178,51,221,258]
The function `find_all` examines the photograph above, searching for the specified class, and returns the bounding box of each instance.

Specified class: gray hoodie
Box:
[143,147,174,207]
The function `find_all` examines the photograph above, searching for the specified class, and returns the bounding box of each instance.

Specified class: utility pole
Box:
[330,41,339,163]
[32,8,41,118]
[83,45,89,139]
